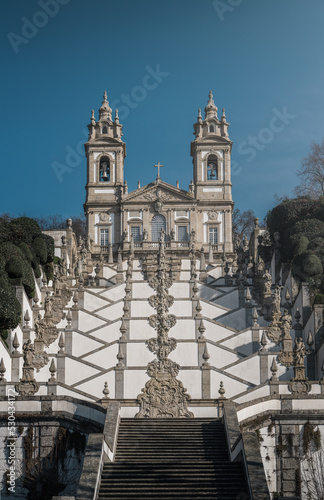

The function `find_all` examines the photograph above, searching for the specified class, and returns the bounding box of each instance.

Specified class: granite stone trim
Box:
[76,433,105,500]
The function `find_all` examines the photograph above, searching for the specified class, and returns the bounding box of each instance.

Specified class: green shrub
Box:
[0,243,35,298]
[43,263,53,282]
[314,294,324,304]
[18,242,34,261]
[266,198,324,240]
[32,260,42,279]
[9,217,41,245]
[5,256,23,279]
[284,219,324,261]
[0,278,21,330]
[41,234,54,263]
[292,251,323,281]
[32,236,48,265]
[293,235,309,257]
[0,220,11,244]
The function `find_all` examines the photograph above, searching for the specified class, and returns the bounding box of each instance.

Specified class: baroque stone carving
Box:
[278,310,294,368]
[136,232,193,418]
[15,340,40,396]
[288,337,311,396]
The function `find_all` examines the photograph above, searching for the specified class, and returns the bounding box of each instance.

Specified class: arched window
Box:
[99,156,110,182]
[209,125,215,133]
[207,155,218,180]
[151,214,166,242]
[102,126,108,134]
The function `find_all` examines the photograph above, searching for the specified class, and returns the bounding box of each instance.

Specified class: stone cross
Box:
[154,162,163,179]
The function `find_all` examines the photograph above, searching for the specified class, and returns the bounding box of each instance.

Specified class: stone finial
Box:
[33,293,40,309]
[198,319,206,339]
[196,300,202,317]
[0,358,6,381]
[294,308,302,335]
[306,330,314,349]
[222,108,226,119]
[72,291,79,309]
[115,108,119,124]
[260,331,267,351]
[218,381,226,399]
[49,358,57,382]
[117,349,125,367]
[58,333,65,353]
[120,318,127,340]
[200,247,206,271]
[66,309,72,327]
[245,287,251,304]
[12,333,20,354]
[252,307,259,326]
[103,382,110,398]
[67,218,72,228]
[42,273,47,288]
[254,217,259,228]
[202,344,210,367]
[192,280,199,297]
[270,357,278,380]
[91,109,96,125]
[24,310,30,327]
[137,181,141,189]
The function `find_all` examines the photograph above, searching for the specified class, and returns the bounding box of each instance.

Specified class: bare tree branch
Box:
[294,140,324,198]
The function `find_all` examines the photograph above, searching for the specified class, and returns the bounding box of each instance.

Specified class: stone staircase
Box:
[98,418,249,499]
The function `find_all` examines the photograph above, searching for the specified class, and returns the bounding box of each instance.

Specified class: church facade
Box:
[84,91,234,260]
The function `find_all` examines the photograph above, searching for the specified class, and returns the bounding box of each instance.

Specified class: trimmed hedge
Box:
[32,236,48,265]
[9,217,42,245]
[0,277,21,330]
[41,233,54,263]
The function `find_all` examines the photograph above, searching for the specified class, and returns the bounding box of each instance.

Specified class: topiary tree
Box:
[293,235,310,257]
[32,236,48,265]
[9,217,42,245]
[18,242,34,262]
[5,255,23,280]
[41,234,54,263]
[0,277,21,330]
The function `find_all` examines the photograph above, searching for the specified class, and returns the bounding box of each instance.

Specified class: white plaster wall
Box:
[234,384,270,404]
[225,355,261,386]
[237,400,281,423]
[129,319,153,340]
[127,343,154,366]
[90,322,121,343]
[220,330,253,355]
[169,282,190,298]
[179,271,191,280]
[100,285,125,302]
[52,400,106,424]
[72,332,102,358]
[169,342,198,367]
[169,300,192,317]
[131,301,154,318]
[76,370,116,399]
[204,321,235,342]
[97,302,124,321]
[124,370,150,399]
[217,308,247,332]
[102,267,117,280]
[178,369,201,399]
[198,285,224,301]
[64,358,100,385]
[78,311,107,332]
[259,427,277,495]
[210,371,249,399]
[171,320,196,340]
[0,340,12,375]
[200,300,228,319]
[181,259,191,270]
[213,290,239,310]
[83,344,119,368]
[56,385,94,401]
[208,344,241,368]
[132,282,153,299]
[83,292,111,312]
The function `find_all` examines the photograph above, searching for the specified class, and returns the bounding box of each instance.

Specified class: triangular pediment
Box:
[123,180,196,205]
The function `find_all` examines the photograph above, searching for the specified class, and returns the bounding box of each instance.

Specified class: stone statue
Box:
[170,228,175,241]
[294,337,306,366]
[263,269,272,294]
[23,340,34,367]
[123,229,128,241]
[143,228,148,240]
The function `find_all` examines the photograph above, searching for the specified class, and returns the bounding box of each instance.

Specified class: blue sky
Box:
[1,0,324,221]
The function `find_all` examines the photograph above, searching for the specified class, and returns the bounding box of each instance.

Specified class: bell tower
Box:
[191,92,234,254]
[84,92,126,251]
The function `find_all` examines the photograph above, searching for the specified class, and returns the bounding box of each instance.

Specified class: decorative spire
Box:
[58,333,65,353]
[0,358,6,381]
[114,108,119,124]
[204,90,218,119]
[202,344,210,366]
[49,358,57,382]
[197,108,202,123]
[222,108,226,120]
[99,91,112,121]
[270,357,278,380]
[218,381,226,399]
[91,109,96,125]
